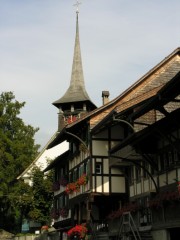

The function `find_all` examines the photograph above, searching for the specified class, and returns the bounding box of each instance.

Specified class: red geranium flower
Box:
[67,224,88,239]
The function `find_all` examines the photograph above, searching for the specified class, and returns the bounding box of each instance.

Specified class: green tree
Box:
[10,180,33,233]
[28,167,53,225]
[0,92,40,232]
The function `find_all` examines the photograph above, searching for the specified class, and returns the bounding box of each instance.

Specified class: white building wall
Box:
[92,140,108,156]
[103,176,109,192]
[19,141,69,186]
[111,177,125,192]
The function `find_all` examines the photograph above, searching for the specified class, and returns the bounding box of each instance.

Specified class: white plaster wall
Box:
[144,179,149,192]
[159,173,167,187]
[92,140,108,156]
[150,176,157,192]
[103,176,109,192]
[111,176,125,193]
[168,169,176,184]
[24,141,68,178]
[136,182,142,195]
[103,158,109,174]
[152,229,170,240]
[111,167,123,174]
[96,176,103,192]
[69,154,81,170]
[130,185,135,197]
[178,167,180,179]
[22,141,69,185]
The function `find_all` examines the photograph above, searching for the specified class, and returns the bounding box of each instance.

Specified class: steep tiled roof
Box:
[81,47,180,128]
[49,47,180,148]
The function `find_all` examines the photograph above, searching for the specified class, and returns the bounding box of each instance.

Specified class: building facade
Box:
[44,6,180,240]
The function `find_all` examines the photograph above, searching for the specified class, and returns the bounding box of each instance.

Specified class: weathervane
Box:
[73,0,82,13]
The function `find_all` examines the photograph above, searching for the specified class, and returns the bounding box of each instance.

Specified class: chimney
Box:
[102,91,110,105]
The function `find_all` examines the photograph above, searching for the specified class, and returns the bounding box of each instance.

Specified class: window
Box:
[159,148,177,171]
[86,160,90,174]
[73,169,78,182]
[59,196,63,208]
[95,162,102,174]
[174,150,180,163]
[150,164,155,175]
[69,172,73,182]
[64,194,67,206]
[135,166,141,181]
[142,161,148,179]
[79,164,84,176]
[60,167,63,176]
[129,166,134,184]
[139,197,152,226]
[54,198,59,210]
[55,168,60,182]
[159,153,165,171]
[69,142,78,154]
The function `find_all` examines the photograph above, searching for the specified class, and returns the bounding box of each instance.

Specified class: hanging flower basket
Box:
[60,207,69,218]
[148,191,180,209]
[59,176,68,187]
[148,199,161,208]
[106,202,139,219]
[41,225,49,231]
[51,209,60,220]
[67,224,88,240]
[52,181,60,191]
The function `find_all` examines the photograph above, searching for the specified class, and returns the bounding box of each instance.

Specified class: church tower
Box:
[53,5,96,131]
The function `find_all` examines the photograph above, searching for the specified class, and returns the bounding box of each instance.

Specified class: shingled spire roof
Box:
[53,11,96,110]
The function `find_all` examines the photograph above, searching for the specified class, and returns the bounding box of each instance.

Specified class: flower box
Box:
[65,174,88,195]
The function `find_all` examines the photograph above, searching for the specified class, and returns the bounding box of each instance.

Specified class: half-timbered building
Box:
[90,49,180,240]
[44,4,180,239]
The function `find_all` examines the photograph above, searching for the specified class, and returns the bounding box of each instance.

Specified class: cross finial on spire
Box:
[73,0,81,14]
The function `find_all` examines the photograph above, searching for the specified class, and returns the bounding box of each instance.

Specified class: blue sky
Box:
[1,0,180,147]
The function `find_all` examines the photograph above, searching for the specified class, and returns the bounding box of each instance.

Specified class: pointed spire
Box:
[69,11,87,97]
[53,10,96,110]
